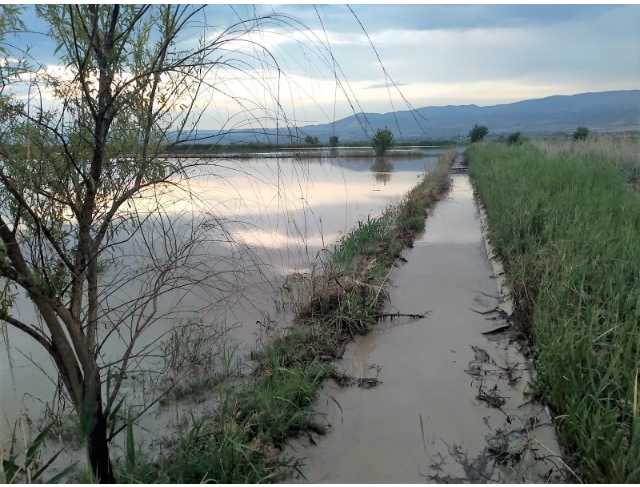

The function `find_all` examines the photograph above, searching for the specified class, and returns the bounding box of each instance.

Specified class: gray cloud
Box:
[265,4,623,33]
[268,5,639,88]
[7,5,640,127]
[366,82,409,90]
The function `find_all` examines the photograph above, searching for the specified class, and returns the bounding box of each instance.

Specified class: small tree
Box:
[0,4,384,483]
[329,135,339,147]
[573,127,590,141]
[468,124,489,143]
[371,127,394,156]
[507,131,523,145]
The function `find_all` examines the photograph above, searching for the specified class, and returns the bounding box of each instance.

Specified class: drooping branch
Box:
[0,314,52,354]
[0,169,76,271]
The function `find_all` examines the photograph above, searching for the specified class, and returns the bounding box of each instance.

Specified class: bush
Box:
[468,124,488,143]
[371,127,394,156]
[304,135,319,145]
[507,130,523,145]
[329,135,339,147]
[572,126,589,141]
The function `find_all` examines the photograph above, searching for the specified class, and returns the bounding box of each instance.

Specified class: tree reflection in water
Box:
[371,157,394,184]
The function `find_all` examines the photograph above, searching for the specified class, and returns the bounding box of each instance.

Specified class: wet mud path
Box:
[285,163,567,483]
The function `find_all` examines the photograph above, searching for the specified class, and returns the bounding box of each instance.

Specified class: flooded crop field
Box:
[468,140,640,483]
[0,148,449,445]
[6,141,635,483]
[1,4,637,483]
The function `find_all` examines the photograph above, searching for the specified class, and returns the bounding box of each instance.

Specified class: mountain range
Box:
[190,90,640,144]
[303,90,640,141]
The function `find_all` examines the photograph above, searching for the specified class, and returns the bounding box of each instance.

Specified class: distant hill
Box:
[304,90,640,141]
[184,90,640,144]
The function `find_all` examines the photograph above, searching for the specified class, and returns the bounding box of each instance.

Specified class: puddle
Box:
[284,173,565,483]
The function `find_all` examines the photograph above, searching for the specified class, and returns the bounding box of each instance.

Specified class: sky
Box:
[7,4,640,130]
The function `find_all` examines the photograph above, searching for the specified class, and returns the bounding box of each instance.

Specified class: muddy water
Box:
[0,149,449,446]
[285,170,564,483]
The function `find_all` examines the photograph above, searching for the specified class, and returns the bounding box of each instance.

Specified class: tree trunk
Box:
[87,390,116,483]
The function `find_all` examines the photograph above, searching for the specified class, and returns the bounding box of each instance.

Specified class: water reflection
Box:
[0,149,451,442]
[370,157,394,185]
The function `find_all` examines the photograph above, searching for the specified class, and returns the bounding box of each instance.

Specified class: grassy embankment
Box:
[110,150,457,483]
[467,139,640,483]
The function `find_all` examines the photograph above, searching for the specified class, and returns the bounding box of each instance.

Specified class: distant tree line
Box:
[468,123,594,144]
[165,137,459,154]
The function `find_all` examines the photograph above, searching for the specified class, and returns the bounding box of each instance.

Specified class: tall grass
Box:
[105,150,457,483]
[468,142,640,483]
[532,135,640,186]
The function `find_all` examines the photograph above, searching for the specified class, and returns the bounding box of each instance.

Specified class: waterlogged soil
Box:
[284,170,566,483]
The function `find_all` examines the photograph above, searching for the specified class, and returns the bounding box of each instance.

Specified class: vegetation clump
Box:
[572,126,590,140]
[329,135,339,147]
[468,140,640,483]
[304,135,320,145]
[506,130,523,145]
[468,124,489,142]
[371,127,395,155]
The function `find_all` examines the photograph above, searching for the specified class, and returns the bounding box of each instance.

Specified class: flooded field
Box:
[0,148,449,444]
[285,170,564,483]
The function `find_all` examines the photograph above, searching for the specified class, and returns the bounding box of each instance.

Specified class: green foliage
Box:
[507,130,523,145]
[573,126,590,141]
[122,360,330,483]
[331,213,394,269]
[160,319,221,373]
[371,127,394,156]
[0,6,25,53]
[1,423,75,483]
[468,143,640,482]
[329,135,339,147]
[304,135,319,145]
[468,124,489,143]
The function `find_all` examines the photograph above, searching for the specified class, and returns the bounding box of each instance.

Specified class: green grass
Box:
[105,150,457,483]
[331,212,394,270]
[121,363,331,483]
[158,374,230,405]
[468,142,640,483]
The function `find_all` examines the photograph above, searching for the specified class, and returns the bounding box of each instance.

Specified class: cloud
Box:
[366,82,409,90]
[289,4,623,33]
[5,4,639,130]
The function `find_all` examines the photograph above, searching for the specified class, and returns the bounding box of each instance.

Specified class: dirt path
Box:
[284,161,568,483]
